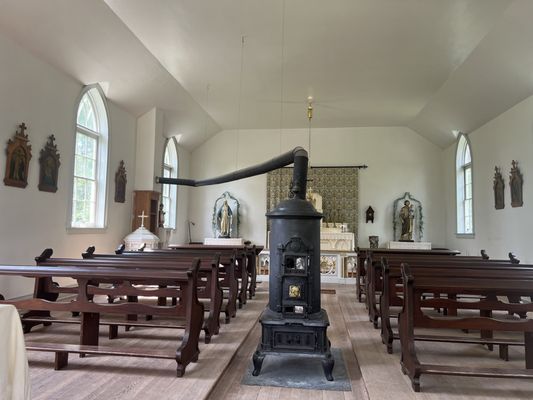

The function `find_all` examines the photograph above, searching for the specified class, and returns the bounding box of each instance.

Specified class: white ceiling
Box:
[2,0,533,149]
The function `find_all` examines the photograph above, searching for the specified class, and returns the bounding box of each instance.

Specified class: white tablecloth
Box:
[0,304,31,400]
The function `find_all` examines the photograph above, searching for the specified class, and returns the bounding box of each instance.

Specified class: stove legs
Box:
[252,350,265,376]
[322,352,335,381]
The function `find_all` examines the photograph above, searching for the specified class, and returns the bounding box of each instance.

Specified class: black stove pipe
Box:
[156,147,308,198]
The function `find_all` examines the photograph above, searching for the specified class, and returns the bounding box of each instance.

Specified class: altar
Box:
[257,244,357,284]
[260,185,358,283]
[320,223,355,251]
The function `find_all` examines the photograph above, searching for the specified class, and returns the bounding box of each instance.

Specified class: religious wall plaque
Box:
[365,206,375,223]
[509,160,523,207]
[493,166,504,210]
[114,160,127,203]
[38,135,60,192]
[4,122,32,188]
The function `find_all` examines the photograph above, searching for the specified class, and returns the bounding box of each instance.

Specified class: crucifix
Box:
[17,122,27,136]
[138,210,148,228]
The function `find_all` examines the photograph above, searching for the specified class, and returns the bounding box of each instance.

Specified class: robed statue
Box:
[217,199,233,238]
[399,200,414,241]
[212,191,240,238]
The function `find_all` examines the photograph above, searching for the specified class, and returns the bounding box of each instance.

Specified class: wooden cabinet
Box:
[132,190,160,234]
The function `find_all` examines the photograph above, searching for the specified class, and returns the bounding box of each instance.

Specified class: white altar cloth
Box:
[0,304,31,400]
[320,232,355,251]
[388,241,432,250]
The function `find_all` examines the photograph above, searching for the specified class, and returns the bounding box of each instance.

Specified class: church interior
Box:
[1,1,533,399]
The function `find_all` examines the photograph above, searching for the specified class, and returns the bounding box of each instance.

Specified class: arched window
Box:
[161,138,178,229]
[456,133,473,235]
[70,85,109,228]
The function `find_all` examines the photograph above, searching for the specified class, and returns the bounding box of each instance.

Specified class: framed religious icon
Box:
[4,122,32,188]
[493,166,504,209]
[509,160,523,207]
[114,160,127,203]
[38,135,60,192]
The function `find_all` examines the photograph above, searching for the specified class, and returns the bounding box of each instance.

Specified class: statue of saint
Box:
[399,200,414,241]
[217,199,233,238]
[158,203,165,228]
[493,166,504,210]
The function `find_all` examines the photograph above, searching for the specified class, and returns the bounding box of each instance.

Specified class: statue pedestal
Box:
[203,237,244,246]
[388,241,431,250]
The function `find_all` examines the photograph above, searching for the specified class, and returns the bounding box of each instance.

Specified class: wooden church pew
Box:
[166,244,251,308]
[109,246,241,322]
[0,262,204,377]
[399,263,533,392]
[81,247,224,332]
[380,258,533,354]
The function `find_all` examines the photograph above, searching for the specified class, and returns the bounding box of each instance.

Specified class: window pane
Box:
[77,94,97,131]
[464,143,471,164]
[74,155,84,177]
[86,136,97,159]
[464,200,471,217]
[85,158,96,180]
[86,180,96,202]
[465,167,471,183]
[465,183,472,200]
[76,133,84,155]
[74,178,85,201]
[465,216,472,233]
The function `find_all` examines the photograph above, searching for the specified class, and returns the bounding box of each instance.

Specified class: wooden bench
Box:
[113,246,241,322]
[0,263,204,376]
[380,258,533,354]
[399,263,533,392]
[356,248,461,303]
[364,251,515,329]
[36,248,222,343]
[166,244,251,308]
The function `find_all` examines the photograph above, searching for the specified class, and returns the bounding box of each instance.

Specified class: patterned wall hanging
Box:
[267,166,359,245]
[38,135,60,192]
[4,122,32,188]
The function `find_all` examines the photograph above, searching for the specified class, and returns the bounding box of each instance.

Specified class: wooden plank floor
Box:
[207,284,369,400]
[338,287,533,400]
[26,289,268,400]
[25,284,533,399]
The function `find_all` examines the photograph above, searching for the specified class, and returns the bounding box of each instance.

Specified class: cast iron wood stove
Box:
[156,147,334,381]
[252,188,334,381]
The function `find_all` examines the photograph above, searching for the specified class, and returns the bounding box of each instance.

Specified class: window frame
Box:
[455,133,474,238]
[161,137,178,229]
[68,84,110,231]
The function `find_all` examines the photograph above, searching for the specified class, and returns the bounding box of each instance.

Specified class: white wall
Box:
[168,144,191,245]
[188,127,445,248]
[0,33,137,299]
[134,109,157,190]
[443,94,533,262]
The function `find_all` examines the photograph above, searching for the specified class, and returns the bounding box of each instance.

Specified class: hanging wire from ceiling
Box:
[203,83,210,141]
[307,95,313,162]
[279,0,286,156]
[236,34,245,170]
